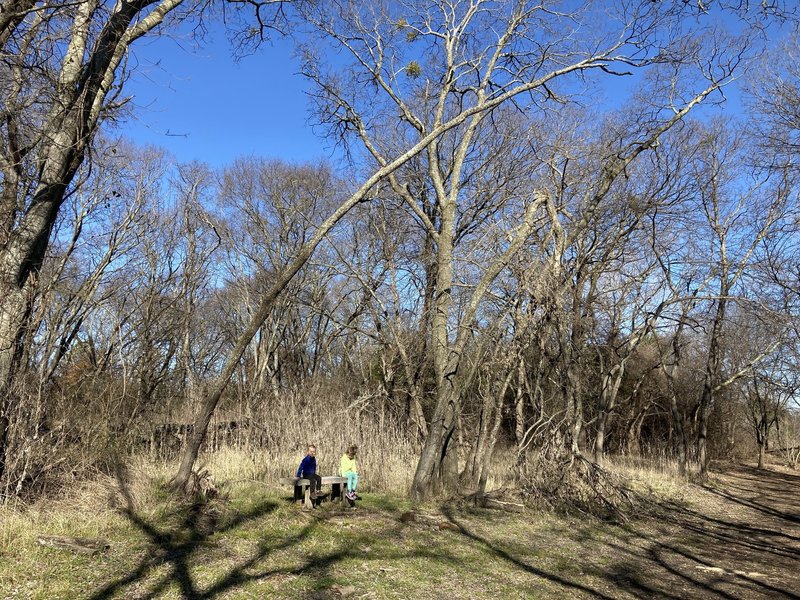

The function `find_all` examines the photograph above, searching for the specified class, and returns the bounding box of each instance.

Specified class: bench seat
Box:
[280,476,350,508]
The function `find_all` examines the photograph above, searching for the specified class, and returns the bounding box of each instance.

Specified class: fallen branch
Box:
[477,496,525,513]
[464,490,525,513]
[36,535,110,555]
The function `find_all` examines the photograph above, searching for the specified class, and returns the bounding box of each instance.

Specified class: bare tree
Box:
[742,341,797,468]
[745,34,800,172]
[0,0,198,487]
[0,142,165,495]
[688,122,787,476]
[217,159,342,399]
[173,0,708,491]
[292,0,747,499]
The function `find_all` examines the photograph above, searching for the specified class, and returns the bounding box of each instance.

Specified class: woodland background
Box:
[2,0,800,509]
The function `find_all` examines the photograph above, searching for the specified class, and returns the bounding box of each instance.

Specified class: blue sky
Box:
[111,10,789,171]
[111,27,331,167]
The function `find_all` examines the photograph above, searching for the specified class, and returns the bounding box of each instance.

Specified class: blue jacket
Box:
[297,455,317,477]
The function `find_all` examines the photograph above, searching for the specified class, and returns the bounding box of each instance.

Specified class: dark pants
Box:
[302,472,321,495]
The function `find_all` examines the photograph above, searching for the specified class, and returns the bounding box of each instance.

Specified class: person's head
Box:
[307,444,316,456]
[347,444,357,458]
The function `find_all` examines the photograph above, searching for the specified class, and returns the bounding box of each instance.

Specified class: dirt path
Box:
[592,464,800,599]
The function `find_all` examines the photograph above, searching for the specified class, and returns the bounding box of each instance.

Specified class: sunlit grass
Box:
[605,453,692,502]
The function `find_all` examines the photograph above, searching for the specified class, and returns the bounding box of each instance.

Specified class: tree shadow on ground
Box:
[89,472,464,599]
[89,469,290,599]
[701,464,800,526]
[442,464,800,599]
[440,506,618,599]
[598,521,799,599]
[90,464,800,599]
[598,465,800,599]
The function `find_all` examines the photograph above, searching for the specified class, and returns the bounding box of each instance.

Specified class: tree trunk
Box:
[474,370,512,495]
[462,369,511,487]
[697,292,727,478]
[514,356,527,446]
[397,341,429,441]
[410,142,458,501]
[661,328,690,476]
[0,389,10,484]
[625,405,647,457]
[756,416,769,469]
[594,363,624,466]
[407,390,428,441]
[561,355,581,455]
[410,380,458,501]
[0,283,34,482]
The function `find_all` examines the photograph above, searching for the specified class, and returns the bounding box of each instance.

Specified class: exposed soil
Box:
[614,463,800,599]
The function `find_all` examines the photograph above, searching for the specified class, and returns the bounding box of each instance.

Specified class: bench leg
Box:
[304,486,312,509]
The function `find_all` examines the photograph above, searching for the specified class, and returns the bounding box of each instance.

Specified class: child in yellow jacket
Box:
[339,445,359,501]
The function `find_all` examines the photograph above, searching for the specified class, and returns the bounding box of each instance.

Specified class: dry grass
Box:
[0,475,127,578]
[184,386,422,496]
[0,384,706,594]
[605,454,693,503]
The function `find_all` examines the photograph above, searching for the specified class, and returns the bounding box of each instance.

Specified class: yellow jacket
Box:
[340,454,358,475]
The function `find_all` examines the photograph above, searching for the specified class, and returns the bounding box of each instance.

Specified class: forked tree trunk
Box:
[594,363,624,466]
[467,369,511,494]
[625,404,647,457]
[410,383,459,500]
[756,414,769,469]
[697,293,727,479]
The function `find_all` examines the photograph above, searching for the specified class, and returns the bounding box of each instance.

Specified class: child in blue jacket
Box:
[297,444,322,499]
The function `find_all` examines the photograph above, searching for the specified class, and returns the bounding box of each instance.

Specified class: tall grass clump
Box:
[604,453,691,503]
[190,383,420,496]
[0,462,162,558]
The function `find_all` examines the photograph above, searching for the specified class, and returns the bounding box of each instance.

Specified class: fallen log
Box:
[767,446,800,454]
[464,490,526,513]
[36,535,110,555]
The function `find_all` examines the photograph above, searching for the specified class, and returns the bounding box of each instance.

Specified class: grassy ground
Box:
[1,459,799,599]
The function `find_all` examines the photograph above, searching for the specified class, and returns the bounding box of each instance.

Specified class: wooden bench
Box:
[280,476,351,509]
